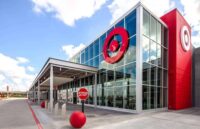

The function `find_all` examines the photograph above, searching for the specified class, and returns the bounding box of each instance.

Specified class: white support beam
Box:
[38,81,40,105]
[50,65,54,112]
[136,5,143,113]
[94,73,97,108]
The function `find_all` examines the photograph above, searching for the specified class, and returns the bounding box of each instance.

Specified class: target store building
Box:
[29,2,194,113]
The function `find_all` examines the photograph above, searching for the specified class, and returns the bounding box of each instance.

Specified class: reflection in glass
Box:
[150,65,156,86]
[150,16,156,41]
[125,10,136,36]
[105,87,113,107]
[94,39,99,57]
[157,44,162,66]
[142,36,150,62]
[143,85,150,109]
[125,36,136,63]
[143,10,150,37]
[115,86,123,108]
[89,44,93,59]
[125,63,136,85]
[100,34,106,53]
[115,19,124,42]
[157,68,163,86]
[94,56,99,67]
[107,70,114,82]
[143,63,151,85]
[85,47,89,62]
[81,51,85,64]
[115,66,124,80]
[157,87,163,108]
[150,86,156,109]
[124,86,136,109]
[150,41,157,64]
[157,22,161,44]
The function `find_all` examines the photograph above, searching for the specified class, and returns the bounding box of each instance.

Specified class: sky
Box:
[0,0,199,91]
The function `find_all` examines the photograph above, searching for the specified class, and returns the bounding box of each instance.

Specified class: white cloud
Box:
[16,57,29,63]
[62,43,86,59]
[0,53,36,91]
[32,0,107,26]
[108,0,175,24]
[27,66,35,72]
[180,0,200,48]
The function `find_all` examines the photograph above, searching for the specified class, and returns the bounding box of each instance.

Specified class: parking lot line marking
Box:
[27,100,44,129]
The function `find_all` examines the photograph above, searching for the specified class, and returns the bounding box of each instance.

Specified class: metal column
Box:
[38,81,40,105]
[136,5,143,113]
[94,73,97,108]
[50,65,54,112]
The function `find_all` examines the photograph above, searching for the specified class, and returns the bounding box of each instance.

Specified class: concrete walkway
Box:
[0,98,38,129]
[32,103,200,129]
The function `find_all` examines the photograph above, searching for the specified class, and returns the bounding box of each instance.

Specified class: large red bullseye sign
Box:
[103,27,129,64]
[78,88,89,101]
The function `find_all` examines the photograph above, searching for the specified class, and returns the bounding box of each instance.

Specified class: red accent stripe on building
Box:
[27,100,44,129]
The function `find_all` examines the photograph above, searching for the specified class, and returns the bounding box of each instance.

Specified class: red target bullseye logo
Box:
[103,27,129,64]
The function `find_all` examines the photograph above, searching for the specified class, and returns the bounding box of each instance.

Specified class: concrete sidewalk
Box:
[0,98,38,129]
[32,103,200,129]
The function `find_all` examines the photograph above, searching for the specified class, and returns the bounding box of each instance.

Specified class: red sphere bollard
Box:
[69,111,86,128]
[40,101,45,108]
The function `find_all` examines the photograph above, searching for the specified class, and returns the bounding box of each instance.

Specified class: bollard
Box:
[61,103,66,117]
[54,102,59,115]
[69,111,86,128]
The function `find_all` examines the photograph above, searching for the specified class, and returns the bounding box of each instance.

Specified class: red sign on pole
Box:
[78,88,89,101]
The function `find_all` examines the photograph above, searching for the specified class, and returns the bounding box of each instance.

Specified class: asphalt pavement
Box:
[0,98,38,129]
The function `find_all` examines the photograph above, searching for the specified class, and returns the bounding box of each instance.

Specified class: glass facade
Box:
[142,9,168,110]
[59,6,168,112]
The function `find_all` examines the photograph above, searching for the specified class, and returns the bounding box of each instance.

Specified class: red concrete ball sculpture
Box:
[69,111,86,128]
[40,101,45,108]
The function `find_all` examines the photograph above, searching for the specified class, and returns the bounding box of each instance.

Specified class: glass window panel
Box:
[143,10,150,37]
[125,10,136,37]
[100,33,106,53]
[124,86,136,110]
[115,66,124,80]
[162,26,168,47]
[142,63,151,85]
[81,51,85,64]
[115,86,123,108]
[163,88,168,107]
[150,16,156,41]
[107,70,114,82]
[85,77,89,86]
[163,70,167,88]
[157,68,163,87]
[142,36,150,62]
[157,22,161,44]
[125,36,136,63]
[150,41,157,64]
[150,86,156,109]
[143,85,150,110]
[124,63,136,85]
[94,39,99,57]
[85,47,89,62]
[157,44,162,66]
[163,48,168,68]
[157,87,163,108]
[89,44,93,59]
[150,65,157,86]
[115,19,124,42]
[94,56,99,67]
[105,87,114,107]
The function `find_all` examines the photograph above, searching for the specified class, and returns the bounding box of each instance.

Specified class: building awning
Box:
[29,58,98,91]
